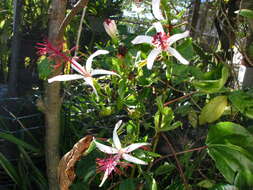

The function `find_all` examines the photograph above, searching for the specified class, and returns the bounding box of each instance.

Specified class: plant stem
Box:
[153,145,208,164]
[161,133,190,190]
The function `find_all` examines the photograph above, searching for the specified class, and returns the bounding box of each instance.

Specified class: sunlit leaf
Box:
[206,122,253,189]
[199,96,227,125]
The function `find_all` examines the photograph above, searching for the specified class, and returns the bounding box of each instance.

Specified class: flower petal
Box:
[131,35,153,45]
[91,69,120,77]
[83,77,98,96]
[122,153,148,165]
[113,120,122,149]
[168,31,189,46]
[147,48,161,70]
[99,169,109,187]
[168,47,189,65]
[93,139,118,154]
[71,59,86,75]
[153,22,164,33]
[122,143,150,153]
[152,0,165,20]
[86,50,109,73]
[48,74,84,83]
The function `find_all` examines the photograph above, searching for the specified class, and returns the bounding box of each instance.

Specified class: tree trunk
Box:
[8,0,23,97]
[45,0,67,189]
[190,0,201,38]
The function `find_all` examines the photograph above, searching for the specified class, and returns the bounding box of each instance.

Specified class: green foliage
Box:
[199,96,228,125]
[229,90,253,119]
[236,9,253,19]
[193,65,229,93]
[206,122,253,189]
[37,56,54,79]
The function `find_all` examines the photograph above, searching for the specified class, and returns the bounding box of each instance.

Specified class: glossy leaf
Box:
[210,184,238,190]
[206,122,253,188]
[229,90,253,119]
[193,65,229,93]
[199,96,227,125]
[236,9,253,18]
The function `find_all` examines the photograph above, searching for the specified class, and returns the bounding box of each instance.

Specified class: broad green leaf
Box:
[0,132,40,153]
[229,90,253,119]
[210,184,238,190]
[119,178,135,190]
[193,65,229,93]
[206,122,253,189]
[177,38,195,61]
[236,9,253,18]
[0,153,21,185]
[199,96,227,125]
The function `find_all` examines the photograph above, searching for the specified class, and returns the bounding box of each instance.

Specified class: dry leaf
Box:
[58,135,93,190]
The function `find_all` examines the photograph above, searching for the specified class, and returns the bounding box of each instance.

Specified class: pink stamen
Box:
[105,19,112,25]
[36,40,90,77]
[152,32,170,50]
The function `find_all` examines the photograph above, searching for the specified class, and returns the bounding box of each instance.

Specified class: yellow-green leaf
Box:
[199,96,227,125]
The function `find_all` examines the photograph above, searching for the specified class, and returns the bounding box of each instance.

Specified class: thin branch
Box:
[161,133,190,190]
[57,0,89,39]
[153,145,208,164]
[74,6,87,57]
[163,92,195,107]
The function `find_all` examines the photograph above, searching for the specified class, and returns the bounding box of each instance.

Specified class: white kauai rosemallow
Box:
[103,19,118,40]
[48,50,119,96]
[152,0,165,20]
[132,22,190,70]
[93,120,150,187]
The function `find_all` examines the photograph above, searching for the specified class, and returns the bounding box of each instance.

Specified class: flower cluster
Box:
[93,120,150,186]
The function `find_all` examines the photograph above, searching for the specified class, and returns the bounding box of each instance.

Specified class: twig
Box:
[57,0,89,39]
[74,6,87,57]
[163,92,195,106]
[161,133,190,190]
[153,145,208,164]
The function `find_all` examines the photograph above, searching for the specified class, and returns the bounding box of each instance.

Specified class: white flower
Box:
[132,22,190,70]
[93,120,150,186]
[48,50,119,96]
[103,19,118,40]
[152,0,165,20]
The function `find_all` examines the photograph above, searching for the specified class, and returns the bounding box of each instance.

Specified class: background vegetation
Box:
[0,0,253,190]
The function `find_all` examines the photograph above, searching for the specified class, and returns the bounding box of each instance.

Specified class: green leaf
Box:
[236,9,253,18]
[229,90,253,119]
[210,184,238,190]
[37,56,54,80]
[197,179,215,188]
[199,96,227,125]
[144,173,157,190]
[206,122,253,189]
[119,178,135,190]
[0,132,40,153]
[154,162,175,176]
[193,65,229,93]
[177,38,195,61]
[0,153,21,185]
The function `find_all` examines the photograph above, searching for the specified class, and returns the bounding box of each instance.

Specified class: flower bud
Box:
[103,19,118,40]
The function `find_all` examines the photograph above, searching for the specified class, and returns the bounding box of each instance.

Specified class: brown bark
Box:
[39,0,89,189]
[242,0,253,64]
[45,1,67,189]
[190,0,201,38]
